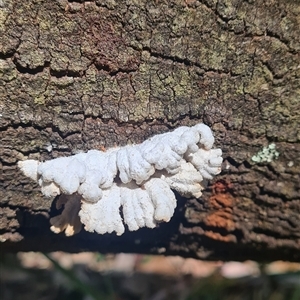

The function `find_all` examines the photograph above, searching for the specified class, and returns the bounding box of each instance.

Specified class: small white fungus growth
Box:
[251,143,280,163]
[18,123,223,236]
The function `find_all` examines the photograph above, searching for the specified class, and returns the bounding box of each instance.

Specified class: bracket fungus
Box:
[18,123,223,236]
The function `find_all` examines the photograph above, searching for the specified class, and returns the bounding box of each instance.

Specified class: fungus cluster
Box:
[18,123,223,236]
[251,143,279,163]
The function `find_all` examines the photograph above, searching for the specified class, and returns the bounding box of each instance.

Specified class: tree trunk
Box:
[1,0,300,262]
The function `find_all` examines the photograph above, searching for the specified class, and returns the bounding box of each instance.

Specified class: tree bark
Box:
[1,0,300,261]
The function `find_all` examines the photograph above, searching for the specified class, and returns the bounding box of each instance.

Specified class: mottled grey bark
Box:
[1,0,300,261]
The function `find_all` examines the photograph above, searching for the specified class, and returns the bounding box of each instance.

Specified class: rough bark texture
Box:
[1,0,300,261]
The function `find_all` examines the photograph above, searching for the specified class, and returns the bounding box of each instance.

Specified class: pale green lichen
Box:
[251,143,280,163]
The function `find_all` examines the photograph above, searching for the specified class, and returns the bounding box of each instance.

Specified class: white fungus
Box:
[18,123,223,236]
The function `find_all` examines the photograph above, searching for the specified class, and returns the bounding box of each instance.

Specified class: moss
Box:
[0,59,17,81]
[34,95,46,105]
